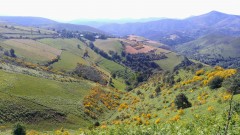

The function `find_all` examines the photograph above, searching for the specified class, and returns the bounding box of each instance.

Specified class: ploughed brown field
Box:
[125,44,155,54]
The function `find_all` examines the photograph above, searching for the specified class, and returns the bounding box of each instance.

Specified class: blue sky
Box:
[0,0,239,21]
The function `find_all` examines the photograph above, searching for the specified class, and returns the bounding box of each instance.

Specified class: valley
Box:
[0,10,239,135]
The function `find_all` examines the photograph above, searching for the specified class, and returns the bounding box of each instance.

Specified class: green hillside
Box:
[155,52,184,71]
[0,39,61,64]
[175,34,240,68]
[1,63,238,134]
[38,38,88,70]
[38,38,132,90]
[94,38,123,55]
[0,23,239,135]
[0,59,126,131]
[0,23,56,39]
[2,34,130,90]
[0,69,93,130]
[51,65,239,135]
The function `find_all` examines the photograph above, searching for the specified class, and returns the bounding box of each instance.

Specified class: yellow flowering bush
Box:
[178,109,184,115]
[196,69,204,76]
[155,118,161,124]
[221,92,232,101]
[55,128,70,135]
[145,120,150,125]
[27,130,40,135]
[207,106,214,112]
[170,114,180,122]
[100,125,107,129]
[146,113,151,119]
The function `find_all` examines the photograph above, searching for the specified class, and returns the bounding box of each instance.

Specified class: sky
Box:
[0,0,239,21]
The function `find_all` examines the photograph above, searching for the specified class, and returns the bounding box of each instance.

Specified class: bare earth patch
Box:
[125,45,155,54]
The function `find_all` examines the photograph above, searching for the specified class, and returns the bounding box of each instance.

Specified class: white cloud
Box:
[0,0,239,21]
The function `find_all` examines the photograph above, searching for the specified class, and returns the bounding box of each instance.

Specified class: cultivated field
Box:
[94,38,123,55]
[0,39,61,63]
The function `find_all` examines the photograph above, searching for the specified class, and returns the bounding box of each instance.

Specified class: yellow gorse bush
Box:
[55,128,70,135]
[155,118,161,124]
[179,66,236,86]
[83,87,122,118]
[145,120,150,125]
[170,114,180,122]
[146,113,151,119]
[178,109,184,115]
[100,125,107,129]
[203,67,237,85]
[118,103,129,111]
[221,92,232,101]
[196,69,204,76]
[207,106,214,112]
[27,130,41,135]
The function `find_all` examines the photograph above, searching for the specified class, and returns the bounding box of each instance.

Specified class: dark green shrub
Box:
[208,76,223,89]
[155,86,161,93]
[125,86,133,92]
[10,48,16,57]
[136,90,142,95]
[224,72,240,94]
[176,78,181,82]
[13,124,26,135]
[74,64,107,85]
[155,86,161,96]
[233,103,240,114]
[111,73,116,79]
[174,93,192,109]
[149,94,154,99]
[94,122,100,127]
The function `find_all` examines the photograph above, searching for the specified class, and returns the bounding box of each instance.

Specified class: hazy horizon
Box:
[0,0,240,21]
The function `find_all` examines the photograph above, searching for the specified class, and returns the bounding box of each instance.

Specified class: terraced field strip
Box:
[1,39,62,62]
[94,38,123,55]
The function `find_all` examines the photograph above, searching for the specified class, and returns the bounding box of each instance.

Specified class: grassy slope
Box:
[155,52,184,71]
[175,34,240,58]
[51,51,87,71]
[0,69,94,130]
[0,23,56,34]
[105,66,240,126]
[6,66,238,134]
[38,38,125,71]
[94,37,184,87]
[0,27,29,34]
[94,38,123,55]
[0,24,56,39]
[38,38,181,89]
[93,37,182,72]
[119,35,183,71]
[97,58,125,74]
[38,38,128,90]
[38,38,90,71]
[0,39,61,64]
[38,38,86,57]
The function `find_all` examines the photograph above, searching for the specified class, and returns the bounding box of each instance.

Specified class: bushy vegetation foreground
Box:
[0,66,239,135]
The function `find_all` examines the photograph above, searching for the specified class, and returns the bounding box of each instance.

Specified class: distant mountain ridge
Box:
[69,17,166,28]
[0,16,57,26]
[98,11,240,45]
[0,16,104,33]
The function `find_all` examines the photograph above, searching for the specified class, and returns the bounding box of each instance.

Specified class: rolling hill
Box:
[0,16,239,135]
[99,11,240,45]
[175,33,240,68]
[0,16,57,26]
[0,16,104,33]
[93,35,184,71]
[0,23,132,131]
